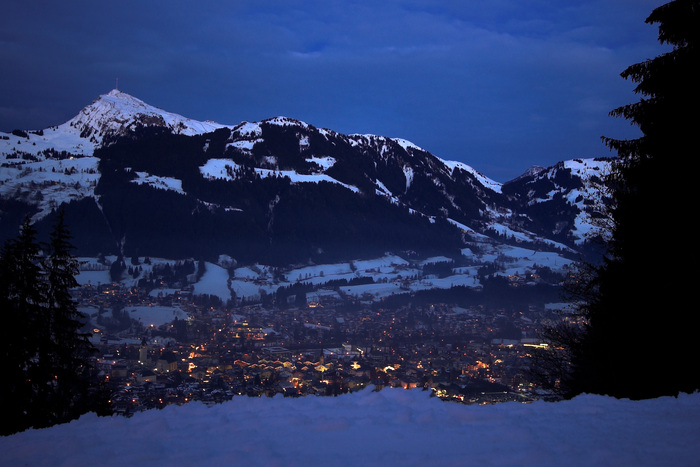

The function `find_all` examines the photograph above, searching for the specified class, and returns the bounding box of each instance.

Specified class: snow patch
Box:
[131,172,184,194]
[306,156,336,171]
[192,262,232,303]
[440,158,503,194]
[232,121,262,138]
[392,137,424,152]
[200,159,360,193]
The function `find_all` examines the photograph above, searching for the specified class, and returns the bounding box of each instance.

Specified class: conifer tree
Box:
[43,209,96,425]
[0,218,48,434]
[555,0,699,399]
[0,211,101,435]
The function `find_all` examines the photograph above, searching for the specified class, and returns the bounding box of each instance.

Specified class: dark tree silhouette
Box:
[0,218,47,434]
[42,209,97,425]
[543,0,700,399]
[0,210,101,435]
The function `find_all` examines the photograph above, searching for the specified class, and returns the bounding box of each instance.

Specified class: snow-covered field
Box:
[192,262,232,302]
[75,268,111,286]
[3,388,698,466]
[123,306,188,327]
[77,246,575,308]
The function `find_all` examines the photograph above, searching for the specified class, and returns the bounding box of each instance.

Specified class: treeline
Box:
[54,127,467,264]
[0,211,109,436]
[374,277,561,311]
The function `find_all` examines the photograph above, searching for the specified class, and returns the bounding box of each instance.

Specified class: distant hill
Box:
[0,90,612,265]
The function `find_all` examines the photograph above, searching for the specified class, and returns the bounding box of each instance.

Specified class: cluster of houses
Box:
[75,265,561,415]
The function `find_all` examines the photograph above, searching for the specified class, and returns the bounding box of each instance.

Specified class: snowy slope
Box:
[500,157,613,245]
[2,388,698,466]
[439,157,503,194]
[0,155,100,221]
[0,90,613,258]
[90,243,574,304]
[61,89,228,147]
[0,90,230,221]
[0,90,228,157]
[563,158,612,242]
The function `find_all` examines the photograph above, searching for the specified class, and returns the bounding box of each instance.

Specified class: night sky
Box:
[1,1,666,181]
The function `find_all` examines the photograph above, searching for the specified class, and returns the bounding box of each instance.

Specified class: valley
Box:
[1,89,607,412]
[75,252,571,413]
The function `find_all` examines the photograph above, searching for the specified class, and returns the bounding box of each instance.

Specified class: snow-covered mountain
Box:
[501,158,611,247]
[0,90,612,265]
[66,89,228,146]
[0,90,226,157]
[0,91,229,221]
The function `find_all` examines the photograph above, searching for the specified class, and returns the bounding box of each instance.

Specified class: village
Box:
[74,254,566,416]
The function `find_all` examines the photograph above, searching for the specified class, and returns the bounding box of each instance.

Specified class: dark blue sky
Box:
[1,1,665,181]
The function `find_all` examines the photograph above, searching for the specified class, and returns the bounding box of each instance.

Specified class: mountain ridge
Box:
[0,90,612,266]
[1,90,501,185]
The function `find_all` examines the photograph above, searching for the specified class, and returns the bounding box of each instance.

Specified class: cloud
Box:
[0,0,665,180]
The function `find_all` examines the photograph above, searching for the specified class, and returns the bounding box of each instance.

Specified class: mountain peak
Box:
[106,88,125,96]
[263,116,311,129]
[106,88,131,97]
[102,88,149,106]
[511,165,547,182]
[66,90,228,145]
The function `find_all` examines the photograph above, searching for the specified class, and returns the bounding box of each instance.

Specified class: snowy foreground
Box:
[3,388,699,467]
